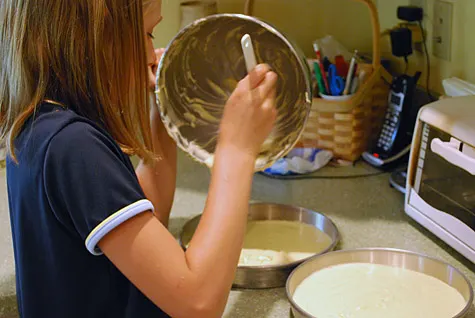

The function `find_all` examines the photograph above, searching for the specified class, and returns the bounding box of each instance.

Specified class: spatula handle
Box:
[241,34,257,73]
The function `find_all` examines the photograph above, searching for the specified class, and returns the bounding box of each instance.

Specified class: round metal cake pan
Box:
[156,14,312,171]
[286,248,474,318]
[179,202,340,289]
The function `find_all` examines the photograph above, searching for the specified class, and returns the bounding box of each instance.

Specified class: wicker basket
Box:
[245,0,392,162]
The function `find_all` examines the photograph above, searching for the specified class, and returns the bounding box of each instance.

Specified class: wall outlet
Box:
[433,0,453,61]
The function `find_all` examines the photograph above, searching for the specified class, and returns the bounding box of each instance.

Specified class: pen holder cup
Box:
[319,94,354,102]
[246,0,392,161]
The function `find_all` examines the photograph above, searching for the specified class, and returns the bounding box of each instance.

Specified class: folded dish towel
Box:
[263,148,333,176]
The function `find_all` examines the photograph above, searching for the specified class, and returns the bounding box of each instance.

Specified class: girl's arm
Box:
[135,104,177,227]
[99,64,277,318]
[136,48,177,227]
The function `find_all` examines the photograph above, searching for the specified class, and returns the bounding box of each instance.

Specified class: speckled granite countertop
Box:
[1,152,474,317]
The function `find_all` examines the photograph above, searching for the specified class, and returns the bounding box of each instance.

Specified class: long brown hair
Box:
[0,0,154,162]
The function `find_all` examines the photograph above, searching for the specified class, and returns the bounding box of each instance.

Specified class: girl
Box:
[0,0,277,317]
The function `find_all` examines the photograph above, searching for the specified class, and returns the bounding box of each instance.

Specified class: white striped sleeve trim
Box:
[85,199,154,255]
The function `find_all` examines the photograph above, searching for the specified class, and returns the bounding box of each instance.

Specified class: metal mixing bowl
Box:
[286,248,474,318]
[179,203,340,289]
[156,14,312,171]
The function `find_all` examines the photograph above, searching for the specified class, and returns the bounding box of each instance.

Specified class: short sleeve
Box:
[43,121,154,256]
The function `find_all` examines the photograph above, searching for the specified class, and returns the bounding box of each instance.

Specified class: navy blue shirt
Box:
[7,103,169,318]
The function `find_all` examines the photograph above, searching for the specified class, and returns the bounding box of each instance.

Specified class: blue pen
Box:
[328,64,345,96]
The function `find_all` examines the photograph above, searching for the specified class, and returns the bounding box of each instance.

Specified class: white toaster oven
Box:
[405,96,475,263]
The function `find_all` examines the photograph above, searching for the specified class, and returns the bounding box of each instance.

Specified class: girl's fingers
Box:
[155,48,165,61]
[255,71,278,101]
[261,87,277,111]
[247,64,271,90]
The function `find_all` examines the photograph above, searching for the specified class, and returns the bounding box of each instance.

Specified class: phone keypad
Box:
[377,105,401,152]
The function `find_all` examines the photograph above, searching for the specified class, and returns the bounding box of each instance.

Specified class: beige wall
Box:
[153,0,375,57]
[153,0,475,94]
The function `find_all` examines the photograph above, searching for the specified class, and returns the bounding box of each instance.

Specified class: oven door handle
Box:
[431,138,475,175]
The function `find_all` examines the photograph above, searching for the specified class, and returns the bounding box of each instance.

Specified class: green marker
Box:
[314,61,327,95]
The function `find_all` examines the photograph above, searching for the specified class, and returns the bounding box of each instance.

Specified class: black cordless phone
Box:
[363,72,421,168]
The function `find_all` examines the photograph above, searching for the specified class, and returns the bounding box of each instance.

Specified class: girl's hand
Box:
[148,48,166,122]
[148,48,166,90]
[218,64,277,158]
